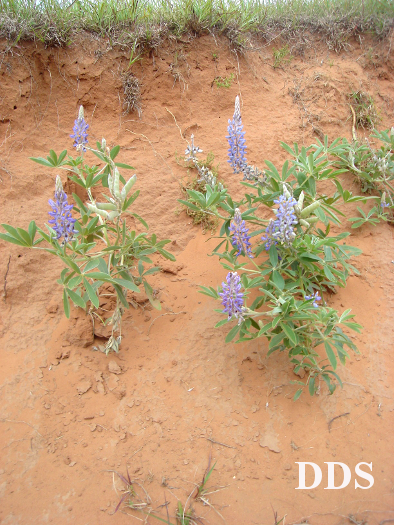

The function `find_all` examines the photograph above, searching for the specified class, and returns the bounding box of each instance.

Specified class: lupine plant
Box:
[331,127,394,226]
[0,106,174,354]
[182,95,366,398]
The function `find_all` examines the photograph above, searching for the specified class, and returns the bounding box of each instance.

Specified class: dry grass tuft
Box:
[121,71,142,117]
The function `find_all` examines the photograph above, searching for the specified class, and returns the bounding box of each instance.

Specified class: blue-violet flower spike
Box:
[226,95,247,173]
[218,272,245,323]
[262,219,278,251]
[70,105,89,152]
[229,208,253,258]
[271,193,298,246]
[48,176,78,245]
[305,291,321,308]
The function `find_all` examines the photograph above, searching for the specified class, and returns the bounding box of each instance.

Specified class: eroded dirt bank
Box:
[0,33,394,524]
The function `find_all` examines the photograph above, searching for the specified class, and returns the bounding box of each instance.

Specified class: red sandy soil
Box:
[0,33,394,525]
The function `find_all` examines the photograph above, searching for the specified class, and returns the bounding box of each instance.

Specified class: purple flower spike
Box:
[272,194,298,245]
[230,208,253,258]
[48,176,78,245]
[262,190,298,250]
[305,291,321,308]
[70,106,89,152]
[219,272,245,323]
[262,219,278,251]
[227,96,247,173]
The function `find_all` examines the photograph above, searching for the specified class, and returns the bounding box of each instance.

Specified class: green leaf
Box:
[293,389,303,401]
[112,278,140,293]
[115,162,135,170]
[269,245,278,267]
[63,289,70,318]
[281,323,297,345]
[66,288,86,309]
[29,156,53,167]
[269,331,285,349]
[178,199,201,212]
[272,270,285,290]
[157,248,176,261]
[143,267,161,276]
[225,323,240,343]
[322,374,336,394]
[131,213,149,230]
[16,227,32,246]
[84,259,100,273]
[113,284,130,309]
[258,321,273,336]
[83,277,100,308]
[0,232,27,246]
[324,341,337,370]
[28,221,37,242]
[308,376,316,396]
[110,145,120,159]
[1,224,29,245]
[85,271,114,282]
[215,319,230,328]
[143,281,161,310]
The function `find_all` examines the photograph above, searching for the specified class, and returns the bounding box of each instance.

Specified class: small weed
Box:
[194,456,216,501]
[349,91,379,129]
[180,149,221,234]
[273,45,293,68]
[182,177,219,234]
[212,52,218,61]
[176,502,197,525]
[213,73,234,88]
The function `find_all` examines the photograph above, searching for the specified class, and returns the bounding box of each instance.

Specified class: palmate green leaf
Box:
[0,232,28,247]
[1,224,30,246]
[16,227,33,246]
[199,286,219,299]
[30,156,54,167]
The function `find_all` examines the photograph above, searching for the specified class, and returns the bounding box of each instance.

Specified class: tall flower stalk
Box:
[227,95,247,173]
[48,176,77,245]
[70,105,89,152]
[219,272,245,324]
[229,208,253,258]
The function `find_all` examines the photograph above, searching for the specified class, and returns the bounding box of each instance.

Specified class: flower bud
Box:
[78,105,84,120]
[300,201,321,219]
